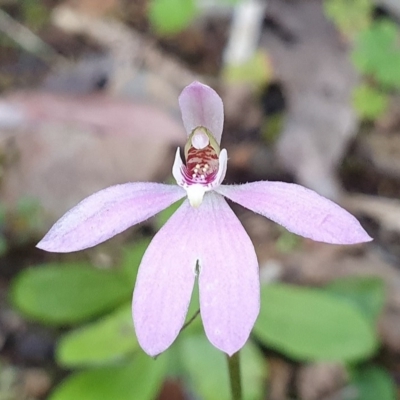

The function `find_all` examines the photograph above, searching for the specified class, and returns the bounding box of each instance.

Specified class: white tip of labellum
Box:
[187,184,206,208]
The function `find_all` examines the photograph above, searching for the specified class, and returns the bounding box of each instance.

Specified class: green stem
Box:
[227,351,242,400]
[179,309,200,333]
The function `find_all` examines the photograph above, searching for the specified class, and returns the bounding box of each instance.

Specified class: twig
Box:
[51,6,198,92]
[223,0,268,66]
[0,9,63,64]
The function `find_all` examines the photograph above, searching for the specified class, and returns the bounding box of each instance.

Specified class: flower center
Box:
[183,127,219,186]
[172,126,227,208]
[185,144,219,185]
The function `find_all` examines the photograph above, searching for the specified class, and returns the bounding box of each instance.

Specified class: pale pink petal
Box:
[217,182,372,245]
[132,199,197,356]
[179,81,224,144]
[197,192,260,355]
[37,183,186,252]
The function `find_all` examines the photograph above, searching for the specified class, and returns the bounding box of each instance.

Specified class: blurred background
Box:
[0,0,399,399]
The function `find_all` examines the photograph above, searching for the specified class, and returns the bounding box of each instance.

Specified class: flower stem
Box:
[227,351,242,400]
[179,309,200,333]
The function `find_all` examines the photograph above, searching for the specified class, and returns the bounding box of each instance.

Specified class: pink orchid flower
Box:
[37,81,372,357]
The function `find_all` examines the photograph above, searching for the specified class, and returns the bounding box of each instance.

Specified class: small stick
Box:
[0,9,63,64]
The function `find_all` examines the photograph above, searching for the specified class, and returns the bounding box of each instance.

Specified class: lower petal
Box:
[132,199,198,356]
[217,182,372,245]
[198,192,260,356]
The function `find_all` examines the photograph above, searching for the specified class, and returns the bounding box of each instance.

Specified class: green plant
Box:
[353,20,400,90]
[149,0,197,34]
[11,218,392,400]
[324,0,400,121]
[10,194,394,399]
[324,0,373,39]
[148,0,239,34]
[11,234,267,399]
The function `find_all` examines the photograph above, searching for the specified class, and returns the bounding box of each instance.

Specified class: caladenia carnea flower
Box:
[37,81,372,357]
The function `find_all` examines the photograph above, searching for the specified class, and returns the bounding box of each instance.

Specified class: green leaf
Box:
[181,278,202,335]
[149,0,197,35]
[162,283,202,379]
[350,365,396,400]
[254,284,377,362]
[57,304,138,367]
[50,352,168,400]
[223,51,273,87]
[11,263,132,325]
[352,20,400,89]
[325,276,385,324]
[120,239,150,283]
[155,199,184,231]
[180,334,266,400]
[352,84,388,120]
[324,0,372,39]
[275,228,301,254]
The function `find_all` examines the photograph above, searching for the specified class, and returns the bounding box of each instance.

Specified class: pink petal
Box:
[198,192,260,355]
[217,182,372,245]
[37,183,186,252]
[179,81,224,144]
[132,199,197,356]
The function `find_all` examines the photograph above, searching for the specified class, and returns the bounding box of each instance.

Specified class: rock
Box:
[0,364,51,399]
[0,364,19,399]
[261,0,359,199]
[268,357,294,400]
[51,5,197,93]
[0,91,185,228]
[296,362,347,400]
[43,54,113,94]
[22,368,52,398]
